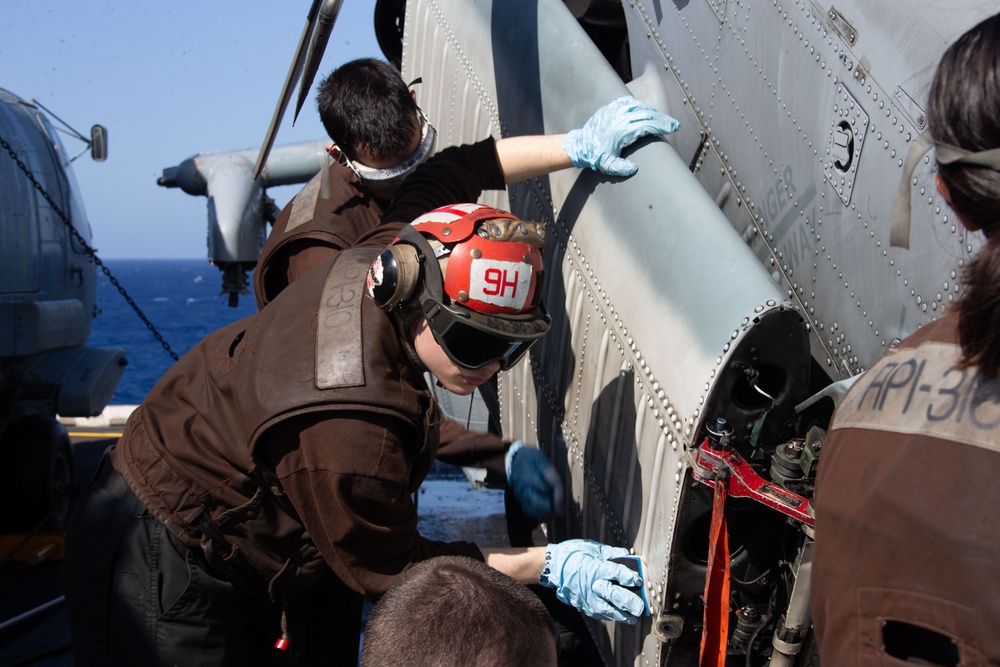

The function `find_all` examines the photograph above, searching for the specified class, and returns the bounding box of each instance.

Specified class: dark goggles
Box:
[422,299,550,371]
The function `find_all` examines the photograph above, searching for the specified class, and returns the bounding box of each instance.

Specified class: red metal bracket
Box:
[692,438,814,527]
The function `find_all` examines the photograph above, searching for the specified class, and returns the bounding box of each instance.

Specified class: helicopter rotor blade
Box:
[293,0,345,126]
[252,0,323,181]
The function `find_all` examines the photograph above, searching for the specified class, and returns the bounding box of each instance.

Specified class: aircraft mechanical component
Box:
[28,98,107,164]
[653,613,684,643]
[825,6,858,46]
[0,86,125,448]
[767,540,814,667]
[825,85,870,206]
[158,141,326,304]
[768,439,806,487]
[89,124,108,162]
[193,153,267,306]
[294,0,345,124]
[253,0,344,179]
[17,346,128,418]
[690,421,814,528]
[731,606,764,656]
[0,89,93,329]
[204,153,265,265]
[0,300,87,356]
[159,142,327,194]
[217,262,254,308]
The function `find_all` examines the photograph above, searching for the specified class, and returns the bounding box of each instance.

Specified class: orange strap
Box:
[699,479,730,667]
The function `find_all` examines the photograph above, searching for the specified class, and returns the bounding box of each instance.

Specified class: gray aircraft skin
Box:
[0,87,125,532]
[158,0,994,663]
[396,0,993,664]
[157,140,330,306]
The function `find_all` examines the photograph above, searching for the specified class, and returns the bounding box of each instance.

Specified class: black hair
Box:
[927,13,1000,377]
[316,57,419,163]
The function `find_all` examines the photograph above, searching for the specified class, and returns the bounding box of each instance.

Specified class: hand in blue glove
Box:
[539,539,646,624]
[563,95,680,177]
[505,441,564,517]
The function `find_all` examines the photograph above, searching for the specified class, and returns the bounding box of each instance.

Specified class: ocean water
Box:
[88,258,258,405]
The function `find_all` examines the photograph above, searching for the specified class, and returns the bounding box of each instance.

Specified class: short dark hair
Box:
[316,57,419,163]
[360,556,557,667]
[927,13,1000,377]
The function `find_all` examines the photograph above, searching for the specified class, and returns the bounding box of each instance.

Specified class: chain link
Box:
[0,131,179,361]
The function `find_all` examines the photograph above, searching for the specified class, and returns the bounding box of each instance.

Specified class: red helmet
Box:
[366,203,550,369]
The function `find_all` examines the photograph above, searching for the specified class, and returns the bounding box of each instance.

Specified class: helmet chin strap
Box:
[385,225,438,373]
[391,303,428,373]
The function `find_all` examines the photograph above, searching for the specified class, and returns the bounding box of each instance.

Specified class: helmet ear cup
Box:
[367,243,423,311]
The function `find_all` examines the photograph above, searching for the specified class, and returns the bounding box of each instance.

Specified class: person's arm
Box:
[485,540,647,624]
[496,94,682,182]
[435,420,563,516]
[435,417,506,482]
[495,134,571,183]
[378,133,570,226]
[267,412,644,622]
[379,95,680,230]
[480,546,547,584]
[264,411,487,597]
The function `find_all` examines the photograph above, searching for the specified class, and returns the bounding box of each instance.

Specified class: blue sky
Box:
[0,1,383,259]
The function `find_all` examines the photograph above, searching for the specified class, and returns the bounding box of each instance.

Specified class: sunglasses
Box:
[422,299,549,371]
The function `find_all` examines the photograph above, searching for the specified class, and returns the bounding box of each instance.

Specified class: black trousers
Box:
[64,450,363,666]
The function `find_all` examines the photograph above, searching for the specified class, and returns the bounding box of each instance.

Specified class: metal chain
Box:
[0,131,179,361]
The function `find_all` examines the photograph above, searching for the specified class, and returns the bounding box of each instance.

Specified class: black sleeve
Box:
[380,138,506,226]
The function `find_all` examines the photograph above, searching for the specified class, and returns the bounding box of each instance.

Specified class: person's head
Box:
[927,12,1000,377]
[928,13,1000,233]
[316,58,436,196]
[366,204,550,394]
[360,556,558,667]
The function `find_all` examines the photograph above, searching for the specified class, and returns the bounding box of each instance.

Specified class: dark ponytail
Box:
[927,13,1000,378]
[957,236,1000,378]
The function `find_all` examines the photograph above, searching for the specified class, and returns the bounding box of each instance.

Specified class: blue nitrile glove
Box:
[539,539,645,624]
[563,95,680,177]
[505,441,564,517]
